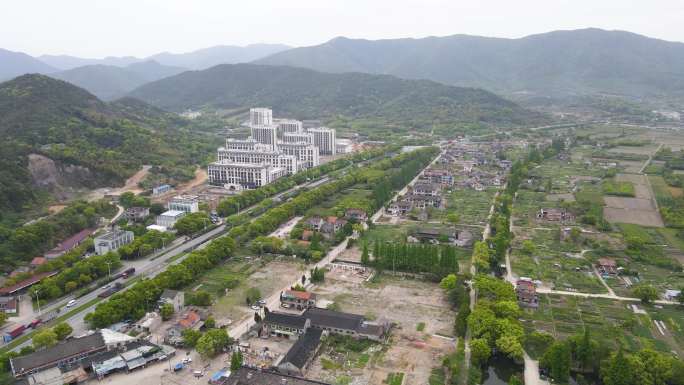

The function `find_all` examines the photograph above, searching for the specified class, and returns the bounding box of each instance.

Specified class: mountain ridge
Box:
[49,60,187,100]
[255,28,684,100]
[128,63,545,130]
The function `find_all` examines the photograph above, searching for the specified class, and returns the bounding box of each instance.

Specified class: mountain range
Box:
[128,63,544,130]
[256,28,684,101]
[0,43,291,81]
[38,43,291,71]
[49,60,187,100]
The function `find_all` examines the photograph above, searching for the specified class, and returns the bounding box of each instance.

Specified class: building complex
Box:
[208,108,341,190]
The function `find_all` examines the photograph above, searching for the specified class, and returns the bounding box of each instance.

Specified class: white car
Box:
[66,300,77,308]
[182,357,192,364]
[251,305,261,311]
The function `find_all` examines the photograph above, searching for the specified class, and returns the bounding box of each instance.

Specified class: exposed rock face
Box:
[27,153,94,199]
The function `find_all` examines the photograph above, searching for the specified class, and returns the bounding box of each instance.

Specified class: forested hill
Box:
[255,28,684,100]
[129,63,545,130]
[0,74,212,223]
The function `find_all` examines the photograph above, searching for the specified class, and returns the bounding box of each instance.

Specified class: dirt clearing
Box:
[306,273,456,385]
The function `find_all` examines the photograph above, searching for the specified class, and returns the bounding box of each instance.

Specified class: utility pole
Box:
[105,261,112,278]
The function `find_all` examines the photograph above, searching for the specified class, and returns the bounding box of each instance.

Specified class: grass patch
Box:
[429,368,446,385]
[603,180,635,197]
[384,372,405,385]
[416,322,426,332]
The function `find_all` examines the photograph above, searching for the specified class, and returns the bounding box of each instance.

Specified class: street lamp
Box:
[105,261,112,279]
[33,287,42,316]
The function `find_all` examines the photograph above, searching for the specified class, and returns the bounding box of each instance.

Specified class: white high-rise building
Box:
[217,147,300,174]
[279,142,320,169]
[224,138,259,151]
[250,125,278,151]
[282,132,314,144]
[308,127,336,155]
[250,108,273,127]
[276,119,303,135]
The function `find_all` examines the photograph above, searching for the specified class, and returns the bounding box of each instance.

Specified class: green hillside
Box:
[0,74,213,225]
[129,63,545,131]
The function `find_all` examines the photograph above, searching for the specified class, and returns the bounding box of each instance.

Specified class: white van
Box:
[66,300,77,308]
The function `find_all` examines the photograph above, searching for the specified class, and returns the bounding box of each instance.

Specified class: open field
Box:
[307,273,456,385]
[445,188,497,225]
[200,257,307,325]
[510,228,606,293]
[520,294,684,356]
[603,173,663,227]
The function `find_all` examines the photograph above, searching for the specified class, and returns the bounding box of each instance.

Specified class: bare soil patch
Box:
[306,274,456,384]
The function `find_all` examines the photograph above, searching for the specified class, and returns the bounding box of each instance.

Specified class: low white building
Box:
[208,161,287,190]
[94,229,134,255]
[168,195,199,213]
[156,210,186,229]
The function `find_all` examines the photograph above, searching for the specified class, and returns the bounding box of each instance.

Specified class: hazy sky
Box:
[3,0,684,58]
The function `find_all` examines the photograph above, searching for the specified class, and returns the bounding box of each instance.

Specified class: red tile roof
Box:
[0,271,58,295]
[177,311,200,329]
[30,257,47,266]
[285,290,315,300]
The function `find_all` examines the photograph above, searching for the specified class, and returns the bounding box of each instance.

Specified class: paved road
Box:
[7,225,227,352]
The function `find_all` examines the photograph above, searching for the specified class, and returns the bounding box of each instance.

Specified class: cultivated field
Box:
[603,173,664,227]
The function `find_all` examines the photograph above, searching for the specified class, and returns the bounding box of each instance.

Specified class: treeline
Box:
[85,236,235,328]
[29,250,122,301]
[468,275,525,384]
[216,146,392,216]
[118,230,176,260]
[370,241,461,280]
[532,328,684,385]
[0,200,117,270]
[225,147,438,245]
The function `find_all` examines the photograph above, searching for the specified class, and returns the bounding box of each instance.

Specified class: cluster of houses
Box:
[8,329,175,383]
[388,182,444,218]
[439,141,515,191]
[299,209,367,242]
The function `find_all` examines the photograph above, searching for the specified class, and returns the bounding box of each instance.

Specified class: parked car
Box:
[250,305,261,311]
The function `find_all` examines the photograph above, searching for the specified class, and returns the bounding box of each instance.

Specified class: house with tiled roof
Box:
[281,290,317,310]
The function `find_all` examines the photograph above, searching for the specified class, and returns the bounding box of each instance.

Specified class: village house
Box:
[319,216,348,238]
[159,289,185,313]
[387,200,413,216]
[277,328,323,377]
[305,216,325,231]
[280,290,317,310]
[263,311,310,338]
[166,309,202,345]
[0,297,18,314]
[537,208,574,222]
[421,169,454,185]
[596,258,618,276]
[411,183,441,196]
[516,279,539,308]
[344,208,368,222]
[30,257,47,269]
[44,228,94,259]
[124,207,150,222]
[403,193,442,209]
